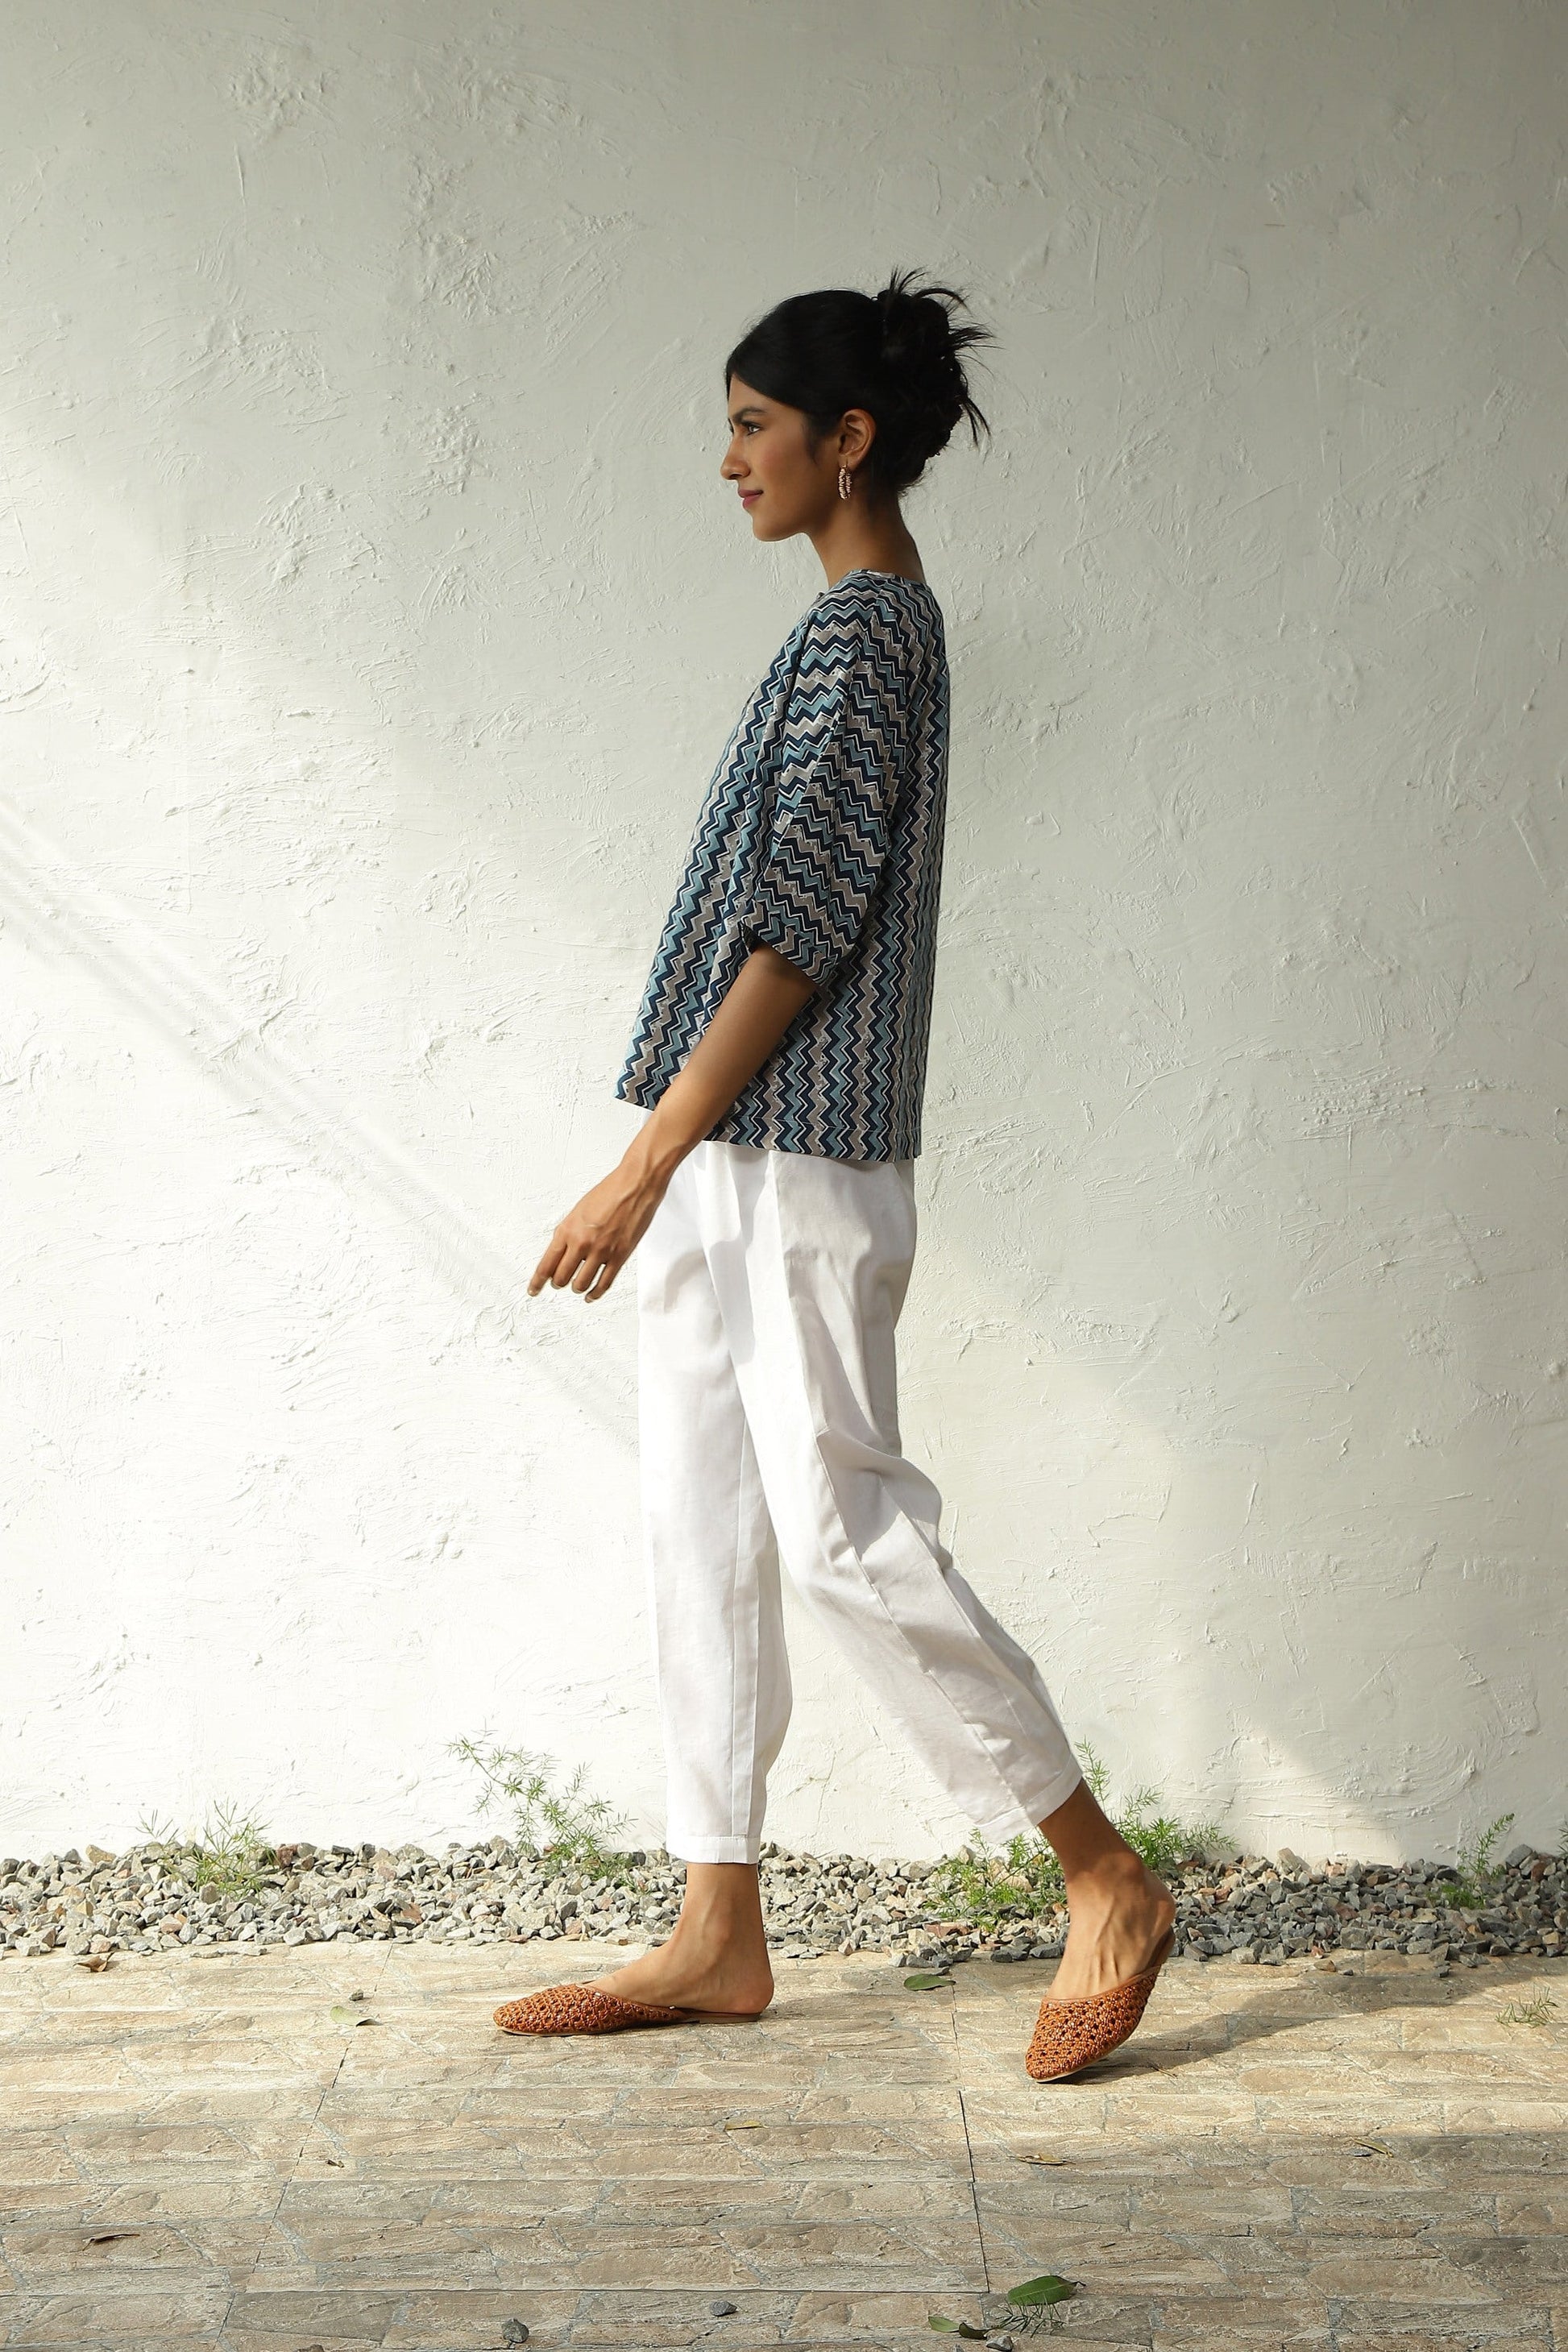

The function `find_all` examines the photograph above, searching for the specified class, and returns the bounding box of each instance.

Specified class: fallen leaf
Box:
[322,2155,345,2168]
[1355,2139,1393,2158]
[723,2118,765,2131]
[87,2230,139,2246]
[1006,2271,1079,2307]
[904,1971,955,1991]
[926,2321,985,2339]
[329,2004,379,2027]
[1014,2150,1067,2166]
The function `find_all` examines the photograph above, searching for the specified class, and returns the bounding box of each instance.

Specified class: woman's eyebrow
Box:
[728,404,765,423]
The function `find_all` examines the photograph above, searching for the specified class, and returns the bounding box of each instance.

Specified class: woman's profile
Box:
[495,268,1176,2080]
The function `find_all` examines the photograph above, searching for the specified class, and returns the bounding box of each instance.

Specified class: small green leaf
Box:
[926,2322,985,2340]
[1014,2148,1067,2165]
[1006,2271,1079,2306]
[904,1970,955,1991]
[329,2004,378,2026]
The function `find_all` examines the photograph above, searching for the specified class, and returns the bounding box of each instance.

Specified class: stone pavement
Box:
[1,1941,1563,2348]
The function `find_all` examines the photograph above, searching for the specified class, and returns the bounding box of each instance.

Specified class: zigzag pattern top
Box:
[614,570,948,1162]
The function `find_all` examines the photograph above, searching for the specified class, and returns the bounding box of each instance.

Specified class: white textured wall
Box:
[4,1,1565,1864]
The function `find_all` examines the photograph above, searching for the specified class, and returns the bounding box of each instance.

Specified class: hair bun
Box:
[873,275,970,450]
[875,281,948,372]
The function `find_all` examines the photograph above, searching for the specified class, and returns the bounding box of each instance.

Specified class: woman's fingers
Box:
[582,1254,621,1301]
[529,1232,577,1295]
[529,1224,624,1299]
[531,1174,663,1301]
[528,1233,583,1296]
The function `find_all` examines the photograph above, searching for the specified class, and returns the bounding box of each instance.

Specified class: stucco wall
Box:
[3,0,1565,1863]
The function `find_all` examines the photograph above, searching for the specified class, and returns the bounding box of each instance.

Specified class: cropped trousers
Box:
[636,1134,1082,1865]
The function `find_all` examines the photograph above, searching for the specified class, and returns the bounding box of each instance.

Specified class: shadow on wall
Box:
[0,795,620,1429]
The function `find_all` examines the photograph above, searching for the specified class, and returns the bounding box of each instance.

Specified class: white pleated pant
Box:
[635,1133,1083,1864]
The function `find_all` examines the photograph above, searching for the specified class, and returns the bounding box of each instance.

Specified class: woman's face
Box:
[721,373,858,541]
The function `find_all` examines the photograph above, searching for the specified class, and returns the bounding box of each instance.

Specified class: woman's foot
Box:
[1035,1777,1177,2005]
[589,1862,774,2017]
[1047,1850,1175,2003]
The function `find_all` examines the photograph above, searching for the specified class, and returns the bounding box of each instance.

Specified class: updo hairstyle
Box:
[724,264,993,496]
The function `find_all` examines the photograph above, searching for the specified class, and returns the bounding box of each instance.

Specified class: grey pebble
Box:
[501,2324,529,2347]
[708,2297,739,2317]
[0,1835,1559,1968]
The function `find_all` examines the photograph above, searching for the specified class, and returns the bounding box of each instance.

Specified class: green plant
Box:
[450,1736,628,1871]
[185,1802,276,1900]
[1496,1989,1558,2031]
[133,1802,275,1900]
[929,1828,1066,1934]
[1083,1747,1222,1881]
[927,1744,1220,1935]
[1437,1811,1516,1910]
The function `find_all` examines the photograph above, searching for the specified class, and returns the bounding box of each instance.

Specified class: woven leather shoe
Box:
[494,1983,766,2035]
[1025,1927,1176,2081]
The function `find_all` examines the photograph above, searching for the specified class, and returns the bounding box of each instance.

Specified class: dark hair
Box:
[724,264,993,496]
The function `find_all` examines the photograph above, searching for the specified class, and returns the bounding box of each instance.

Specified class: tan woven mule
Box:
[493,1983,767,2036]
[1025,1926,1176,2082]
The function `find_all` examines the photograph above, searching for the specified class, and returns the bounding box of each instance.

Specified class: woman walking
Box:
[496,269,1175,2080]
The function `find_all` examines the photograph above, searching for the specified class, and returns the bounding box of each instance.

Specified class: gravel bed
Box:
[1,1837,1562,1969]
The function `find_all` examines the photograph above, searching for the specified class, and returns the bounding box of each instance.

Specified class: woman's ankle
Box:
[1061,1845,1164,1907]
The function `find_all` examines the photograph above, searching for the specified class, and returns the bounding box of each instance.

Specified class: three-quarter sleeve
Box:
[737,599,911,988]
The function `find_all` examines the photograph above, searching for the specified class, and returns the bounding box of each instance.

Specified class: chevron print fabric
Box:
[614,570,948,1161]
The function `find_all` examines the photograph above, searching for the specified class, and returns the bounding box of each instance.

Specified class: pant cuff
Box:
[666,1831,761,1865]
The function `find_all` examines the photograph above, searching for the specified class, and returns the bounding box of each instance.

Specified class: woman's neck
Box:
[813,505,926,588]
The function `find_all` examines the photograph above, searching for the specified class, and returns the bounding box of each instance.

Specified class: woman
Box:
[496,269,1175,2080]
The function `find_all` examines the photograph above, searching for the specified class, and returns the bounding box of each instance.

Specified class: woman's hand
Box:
[528,1156,670,1303]
[530,944,818,1305]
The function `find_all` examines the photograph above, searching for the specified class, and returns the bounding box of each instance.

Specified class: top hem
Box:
[615,1078,919,1164]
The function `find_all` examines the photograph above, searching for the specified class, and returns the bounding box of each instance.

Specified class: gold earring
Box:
[838,465,852,500]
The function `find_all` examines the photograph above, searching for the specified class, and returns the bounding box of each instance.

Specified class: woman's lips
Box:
[740,491,761,507]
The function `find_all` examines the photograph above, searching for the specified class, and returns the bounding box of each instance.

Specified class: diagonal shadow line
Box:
[1074,1956,1557,2081]
[948,1956,1562,2093]
[0,797,624,1429]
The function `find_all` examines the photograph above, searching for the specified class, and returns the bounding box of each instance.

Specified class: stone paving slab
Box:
[0,1943,1562,2346]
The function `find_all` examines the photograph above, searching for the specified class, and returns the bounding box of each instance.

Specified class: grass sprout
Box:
[927,1744,1222,1934]
[131,1802,276,1901]
[1496,1989,1558,2031]
[450,1736,628,1873]
[1437,1812,1516,1910]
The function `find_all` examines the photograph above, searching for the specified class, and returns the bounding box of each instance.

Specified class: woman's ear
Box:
[839,407,877,465]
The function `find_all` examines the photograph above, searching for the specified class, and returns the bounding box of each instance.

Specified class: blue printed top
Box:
[613,569,949,1162]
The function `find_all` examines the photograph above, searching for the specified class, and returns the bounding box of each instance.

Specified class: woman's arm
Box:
[529,944,817,1302]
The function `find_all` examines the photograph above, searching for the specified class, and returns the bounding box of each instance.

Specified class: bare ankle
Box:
[1064,1844,1147,1899]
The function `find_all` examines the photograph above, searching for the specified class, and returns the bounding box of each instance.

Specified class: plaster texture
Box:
[2,2,1565,1860]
